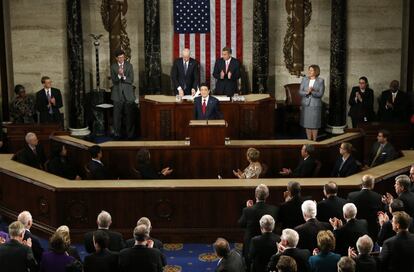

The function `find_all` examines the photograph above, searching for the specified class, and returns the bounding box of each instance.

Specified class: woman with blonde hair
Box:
[309,230,341,272]
[56,225,81,261]
[233,147,262,179]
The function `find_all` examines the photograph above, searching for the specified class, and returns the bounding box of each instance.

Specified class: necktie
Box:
[225,60,229,73]
[184,61,188,75]
[338,158,346,176]
[371,144,383,167]
[202,99,206,115]
[392,93,396,103]
[46,90,53,114]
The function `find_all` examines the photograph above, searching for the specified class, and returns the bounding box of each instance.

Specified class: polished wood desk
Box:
[140,94,275,140]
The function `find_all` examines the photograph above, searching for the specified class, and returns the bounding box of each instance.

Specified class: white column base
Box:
[325,124,347,134]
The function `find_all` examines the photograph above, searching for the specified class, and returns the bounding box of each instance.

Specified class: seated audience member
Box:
[233,147,262,179]
[337,256,356,272]
[379,211,414,271]
[47,143,80,180]
[331,142,359,177]
[278,181,305,229]
[238,184,278,267]
[194,83,223,120]
[383,175,414,217]
[13,132,46,170]
[249,215,280,272]
[136,148,173,179]
[83,230,119,272]
[347,174,384,241]
[18,210,44,265]
[87,145,110,180]
[84,211,125,253]
[317,182,347,222]
[410,164,414,192]
[329,203,368,256]
[214,237,244,272]
[275,255,297,272]
[40,231,77,272]
[10,84,35,123]
[126,217,163,250]
[56,225,80,261]
[0,221,37,271]
[295,200,331,253]
[119,225,164,272]
[280,144,317,177]
[267,229,310,272]
[347,76,375,128]
[308,230,341,272]
[378,80,409,122]
[366,130,397,168]
[348,235,377,272]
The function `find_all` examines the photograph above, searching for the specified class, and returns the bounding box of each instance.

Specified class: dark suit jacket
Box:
[398,191,414,217]
[137,163,164,179]
[119,245,164,272]
[216,250,245,272]
[348,87,375,123]
[84,229,125,254]
[380,231,414,272]
[248,232,280,272]
[24,229,44,266]
[125,237,166,266]
[0,239,37,272]
[334,218,368,256]
[171,57,199,95]
[295,218,331,253]
[331,155,360,177]
[267,248,311,272]
[88,160,109,180]
[355,254,378,272]
[378,89,409,122]
[47,156,78,179]
[194,95,222,120]
[292,156,316,177]
[317,195,347,223]
[278,196,305,229]
[367,142,397,167]
[35,87,63,123]
[213,57,241,96]
[83,249,119,272]
[377,219,414,247]
[13,144,47,170]
[347,189,385,241]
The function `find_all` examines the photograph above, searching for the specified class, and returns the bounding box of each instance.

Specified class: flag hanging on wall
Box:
[173,0,243,90]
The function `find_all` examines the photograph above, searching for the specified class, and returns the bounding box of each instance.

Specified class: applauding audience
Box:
[348,235,377,272]
[83,230,119,272]
[214,238,244,272]
[308,230,341,272]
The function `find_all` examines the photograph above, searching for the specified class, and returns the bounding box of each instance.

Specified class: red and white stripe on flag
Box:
[173,0,243,90]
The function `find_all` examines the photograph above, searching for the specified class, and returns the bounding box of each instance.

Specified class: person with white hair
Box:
[248,215,280,272]
[295,200,331,253]
[267,229,311,272]
[329,203,368,256]
[12,132,46,169]
[84,210,125,253]
[348,235,377,272]
[171,48,199,96]
[125,217,163,250]
[17,210,44,265]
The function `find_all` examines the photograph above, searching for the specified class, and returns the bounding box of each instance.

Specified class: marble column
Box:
[327,0,347,134]
[66,0,85,128]
[252,0,269,93]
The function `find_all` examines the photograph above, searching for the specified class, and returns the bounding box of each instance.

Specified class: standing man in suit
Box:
[214,238,245,272]
[171,48,199,96]
[110,49,136,140]
[278,181,305,229]
[317,181,348,222]
[13,132,46,170]
[17,210,44,267]
[194,83,222,120]
[331,142,360,177]
[280,144,317,177]
[87,145,110,180]
[213,47,241,97]
[348,235,377,272]
[383,175,414,217]
[366,130,397,168]
[35,76,63,123]
[378,80,409,122]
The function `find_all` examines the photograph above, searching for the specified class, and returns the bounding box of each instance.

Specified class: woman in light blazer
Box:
[299,64,325,141]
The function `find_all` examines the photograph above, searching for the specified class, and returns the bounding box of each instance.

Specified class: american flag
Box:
[173,0,243,90]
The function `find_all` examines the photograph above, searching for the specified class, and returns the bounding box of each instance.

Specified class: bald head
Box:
[182,48,191,61]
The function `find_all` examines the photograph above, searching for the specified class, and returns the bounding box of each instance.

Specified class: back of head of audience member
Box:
[317,230,336,253]
[97,210,112,229]
[280,228,299,248]
[392,211,411,232]
[214,237,230,258]
[356,235,373,255]
[287,181,301,198]
[395,175,411,193]
[324,181,338,197]
[246,147,260,163]
[337,256,356,272]
[25,132,38,147]
[89,145,102,160]
[93,230,110,251]
[301,200,317,220]
[260,215,275,233]
[343,203,357,220]
[8,221,26,241]
[276,255,297,272]
[17,210,32,230]
[137,217,152,229]
[56,225,71,246]
[361,175,375,190]
[136,148,151,166]
[389,199,405,213]
[255,184,269,201]
[301,144,314,158]
[134,224,150,243]
[49,231,69,254]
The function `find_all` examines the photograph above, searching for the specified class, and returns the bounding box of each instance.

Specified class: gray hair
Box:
[255,184,269,201]
[301,200,317,219]
[97,210,112,229]
[281,228,299,248]
[343,203,357,219]
[17,211,32,228]
[396,175,411,191]
[259,214,275,232]
[8,221,26,238]
[25,132,36,144]
[337,256,356,272]
[356,235,373,255]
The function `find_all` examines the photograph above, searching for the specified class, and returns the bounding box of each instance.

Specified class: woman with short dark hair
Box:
[10,84,35,123]
[40,232,78,272]
[348,76,375,128]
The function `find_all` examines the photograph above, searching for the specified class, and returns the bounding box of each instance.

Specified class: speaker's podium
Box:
[188,120,228,146]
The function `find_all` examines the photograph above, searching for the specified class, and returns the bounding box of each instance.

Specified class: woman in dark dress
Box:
[47,143,80,180]
[40,232,78,272]
[348,76,375,128]
[136,148,173,179]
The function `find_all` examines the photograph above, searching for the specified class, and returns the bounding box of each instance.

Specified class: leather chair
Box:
[284,83,302,133]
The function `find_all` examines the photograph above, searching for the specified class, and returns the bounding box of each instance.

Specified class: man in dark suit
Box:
[267,228,311,272]
[330,203,369,256]
[83,230,119,272]
[379,211,414,271]
[214,238,245,272]
[0,221,37,272]
[295,200,331,253]
[119,225,164,272]
[331,142,360,177]
[280,144,317,177]
[278,181,305,229]
[249,215,280,272]
[171,48,199,96]
[35,76,63,123]
[347,175,384,241]
[87,145,110,180]
[378,80,409,122]
[366,130,397,168]
[317,181,347,222]
[110,49,136,140]
[238,184,278,268]
[194,83,222,120]
[84,211,125,253]
[17,211,44,266]
[213,47,241,97]
[383,175,414,218]
[13,132,47,170]
[348,235,377,272]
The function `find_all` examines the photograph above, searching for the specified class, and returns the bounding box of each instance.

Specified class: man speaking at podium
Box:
[194,83,222,120]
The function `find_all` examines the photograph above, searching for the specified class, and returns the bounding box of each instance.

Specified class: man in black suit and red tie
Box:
[171,48,199,96]
[35,76,63,123]
[213,47,241,97]
[194,83,222,120]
